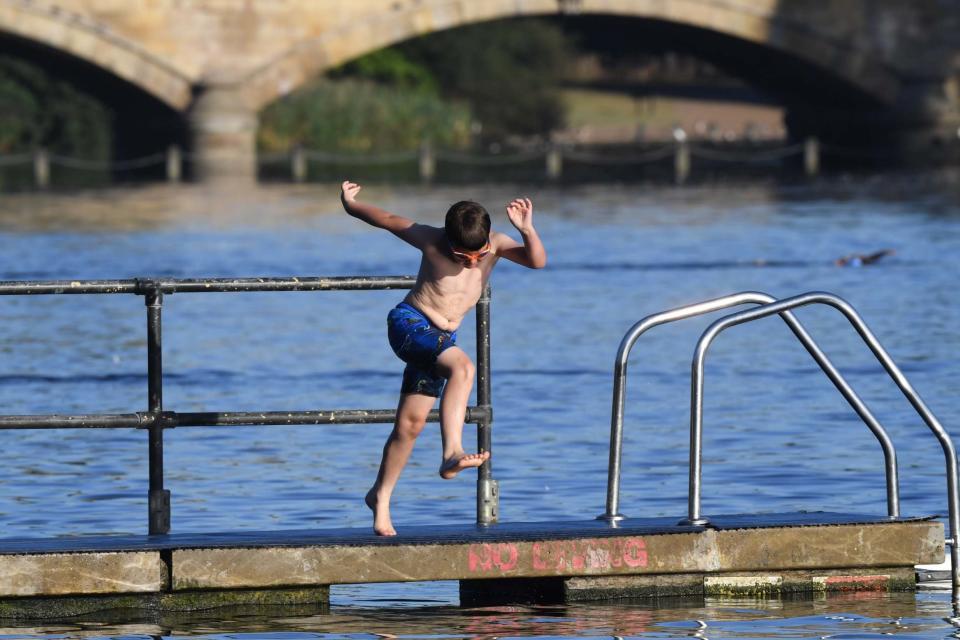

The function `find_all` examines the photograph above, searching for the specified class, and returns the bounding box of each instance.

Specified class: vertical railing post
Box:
[673,129,690,185]
[546,144,562,181]
[292,146,307,183]
[166,145,182,183]
[804,136,820,177]
[475,284,498,524]
[34,148,50,189]
[143,282,171,534]
[419,140,435,184]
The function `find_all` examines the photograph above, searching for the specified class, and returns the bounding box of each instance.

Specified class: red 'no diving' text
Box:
[467,537,648,574]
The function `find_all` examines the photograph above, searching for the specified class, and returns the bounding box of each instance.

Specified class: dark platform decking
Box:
[0,512,945,617]
[0,512,938,554]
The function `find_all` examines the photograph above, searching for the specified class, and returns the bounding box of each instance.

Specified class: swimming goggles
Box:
[448,240,491,264]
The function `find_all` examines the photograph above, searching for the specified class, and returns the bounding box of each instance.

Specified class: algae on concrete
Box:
[0,586,330,620]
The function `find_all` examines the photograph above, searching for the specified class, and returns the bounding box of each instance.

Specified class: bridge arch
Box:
[242,0,900,112]
[0,1,193,111]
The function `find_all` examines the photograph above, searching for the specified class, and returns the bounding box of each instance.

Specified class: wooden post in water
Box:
[166,145,182,183]
[419,140,435,184]
[546,145,562,181]
[34,148,49,189]
[673,129,690,185]
[804,137,820,177]
[292,147,307,183]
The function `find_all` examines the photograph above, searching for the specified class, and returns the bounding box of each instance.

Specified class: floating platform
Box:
[1,282,955,616]
[0,512,943,618]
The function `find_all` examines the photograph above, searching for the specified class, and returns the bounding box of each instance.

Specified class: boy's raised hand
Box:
[506,197,534,233]
[341,180,362,205]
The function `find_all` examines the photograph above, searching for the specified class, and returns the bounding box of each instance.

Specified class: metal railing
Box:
[602,289,957,599]
[600,291,899,524]
[0,137,824,189]
[0,276,498,533]
[683,291,957,601]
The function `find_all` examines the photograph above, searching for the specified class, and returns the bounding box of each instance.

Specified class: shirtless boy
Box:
[340,180,547,536]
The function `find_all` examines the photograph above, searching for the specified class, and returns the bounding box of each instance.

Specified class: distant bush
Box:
[258,78,471,153]
[259,19,575,153]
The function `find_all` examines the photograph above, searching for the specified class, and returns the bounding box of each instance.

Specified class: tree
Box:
[400,19,573,143]
[0,55,112,158]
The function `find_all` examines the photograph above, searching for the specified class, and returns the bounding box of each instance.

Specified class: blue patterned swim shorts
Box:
[387,302,458,397]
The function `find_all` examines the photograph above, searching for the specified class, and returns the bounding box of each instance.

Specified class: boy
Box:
[340,180,547,536]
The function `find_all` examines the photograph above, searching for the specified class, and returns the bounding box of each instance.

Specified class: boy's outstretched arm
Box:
[340,180,433,249]
[496,197,547,269]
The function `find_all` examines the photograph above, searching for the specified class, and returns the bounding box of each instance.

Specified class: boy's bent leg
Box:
[366,392,435,535]
[434,346,489,479]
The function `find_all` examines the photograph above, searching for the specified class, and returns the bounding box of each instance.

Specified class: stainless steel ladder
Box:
[599,290,958,602]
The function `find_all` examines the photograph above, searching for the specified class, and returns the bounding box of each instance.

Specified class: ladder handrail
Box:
[686,291,957,602]
[600,291,899,522]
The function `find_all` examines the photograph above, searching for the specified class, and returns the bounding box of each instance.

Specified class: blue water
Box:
[1,172,959,637]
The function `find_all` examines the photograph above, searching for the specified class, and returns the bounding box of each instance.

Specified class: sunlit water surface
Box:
[1,172,959,637]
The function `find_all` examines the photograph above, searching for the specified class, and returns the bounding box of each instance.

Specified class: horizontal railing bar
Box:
[0,414,145,429]
[0,276,417,296]
[0,407,490,429]
[0,281,135,295]
[174,407,488,426]
[161,277,416,294]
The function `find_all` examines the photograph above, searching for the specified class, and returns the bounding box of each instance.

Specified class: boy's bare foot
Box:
[365,488,397,536]
[439,451,490,479]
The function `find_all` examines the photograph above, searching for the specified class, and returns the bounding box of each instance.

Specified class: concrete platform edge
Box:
[0,586,330,620]
[0,518,941,617]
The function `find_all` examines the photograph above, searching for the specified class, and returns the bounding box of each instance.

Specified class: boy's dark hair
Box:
[445,201,491,250]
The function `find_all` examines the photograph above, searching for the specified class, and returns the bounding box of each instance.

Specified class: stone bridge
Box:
[2,0,958,179]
